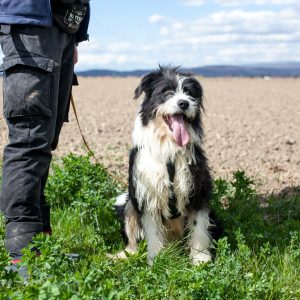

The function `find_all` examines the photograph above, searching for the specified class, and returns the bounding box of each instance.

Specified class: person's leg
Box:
[2,116,52,260]
[0,25,71,260]
[40,34,75,233]
[40,167,51,234]
[51,35,75,151]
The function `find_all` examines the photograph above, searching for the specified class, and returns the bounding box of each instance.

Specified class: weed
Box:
[0,155,299,299]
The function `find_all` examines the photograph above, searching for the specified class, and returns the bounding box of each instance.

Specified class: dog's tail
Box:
[114,193,129,219]
[114,193,144,247]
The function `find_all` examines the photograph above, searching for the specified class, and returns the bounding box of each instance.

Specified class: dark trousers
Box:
[0,24,75,259]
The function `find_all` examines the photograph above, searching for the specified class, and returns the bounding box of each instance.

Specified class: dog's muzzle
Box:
[178,100,189,111]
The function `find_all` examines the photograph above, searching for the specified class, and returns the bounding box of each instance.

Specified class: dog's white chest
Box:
[134,148,194,218]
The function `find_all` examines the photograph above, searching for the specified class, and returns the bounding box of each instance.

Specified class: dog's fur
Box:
[114,66,218,265]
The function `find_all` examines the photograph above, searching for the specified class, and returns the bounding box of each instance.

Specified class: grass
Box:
[0,154,299,299]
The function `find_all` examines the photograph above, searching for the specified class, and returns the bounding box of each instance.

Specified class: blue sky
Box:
[76,0,300,71]
[1,0,300,71]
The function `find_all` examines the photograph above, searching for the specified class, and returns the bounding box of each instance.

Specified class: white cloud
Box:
[75,5,300,70]
[166,8,300,40]
[152,7,300,66]
[180,0,205,6]
[160,27,170,36]
[172,22,185,30]
[216,0,299,6]
[75,52,153,70]
[180,0,299,7]
[106,42,133,53]
[148,14,165,23]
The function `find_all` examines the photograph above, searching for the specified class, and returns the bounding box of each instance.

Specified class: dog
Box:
[114,66,218,265]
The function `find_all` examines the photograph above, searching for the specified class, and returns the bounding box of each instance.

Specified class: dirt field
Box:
[0,77,299,193]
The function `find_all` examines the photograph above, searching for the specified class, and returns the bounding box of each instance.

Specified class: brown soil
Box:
[1,77,299,193]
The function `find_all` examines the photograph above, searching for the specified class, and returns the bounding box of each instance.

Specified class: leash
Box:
[70,94,128,188]
[0,96,127,187]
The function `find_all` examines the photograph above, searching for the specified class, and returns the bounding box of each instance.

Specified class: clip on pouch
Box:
[52,0,89,34]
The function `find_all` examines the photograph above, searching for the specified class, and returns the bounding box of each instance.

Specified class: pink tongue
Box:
[170,115,190,146]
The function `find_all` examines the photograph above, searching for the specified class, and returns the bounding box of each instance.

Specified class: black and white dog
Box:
[114,66,217,265]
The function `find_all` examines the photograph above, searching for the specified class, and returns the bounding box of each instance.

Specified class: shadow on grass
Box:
[258,185,300,246]
[212,171,300,251]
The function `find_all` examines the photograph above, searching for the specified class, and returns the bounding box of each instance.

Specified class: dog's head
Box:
[134,66,203,147]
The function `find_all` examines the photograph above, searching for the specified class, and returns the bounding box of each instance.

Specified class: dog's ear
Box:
[133,71,159,100]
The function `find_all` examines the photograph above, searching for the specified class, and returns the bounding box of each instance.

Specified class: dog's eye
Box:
[164,90,174,97]
[183,88,191,96]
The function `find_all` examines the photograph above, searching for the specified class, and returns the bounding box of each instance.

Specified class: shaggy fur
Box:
[114,66,218,265]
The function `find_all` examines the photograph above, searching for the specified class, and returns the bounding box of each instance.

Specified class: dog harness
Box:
[167,160,181,219]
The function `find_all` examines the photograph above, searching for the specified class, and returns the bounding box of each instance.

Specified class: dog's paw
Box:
[147,256,156,266]
[106,251,127,260]
[106,247,137,260]
[190,250,212,265]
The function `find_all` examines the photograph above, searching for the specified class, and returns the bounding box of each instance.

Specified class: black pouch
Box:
[52,0,89,34]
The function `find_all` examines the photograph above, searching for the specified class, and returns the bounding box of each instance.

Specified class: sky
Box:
[1,0,300,71]
[77,0,300,71]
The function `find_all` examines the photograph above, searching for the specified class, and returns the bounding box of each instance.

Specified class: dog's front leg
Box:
[142,212,164,266]
[189,209,212,265]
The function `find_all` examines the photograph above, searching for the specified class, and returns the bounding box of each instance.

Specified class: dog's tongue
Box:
[170,115,189,146]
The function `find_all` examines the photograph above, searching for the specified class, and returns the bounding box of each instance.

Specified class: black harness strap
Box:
[129,146,141,213]
[167,160,181,219]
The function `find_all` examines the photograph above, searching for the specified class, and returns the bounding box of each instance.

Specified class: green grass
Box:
[0,154,299,299]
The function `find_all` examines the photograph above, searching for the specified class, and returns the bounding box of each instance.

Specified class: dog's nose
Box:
[178,100,189,111]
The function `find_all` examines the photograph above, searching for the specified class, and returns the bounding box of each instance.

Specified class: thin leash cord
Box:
[0,98,128,188]
[70,94,128,188]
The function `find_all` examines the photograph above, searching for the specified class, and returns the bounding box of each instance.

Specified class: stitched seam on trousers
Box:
[17,118,30,218]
